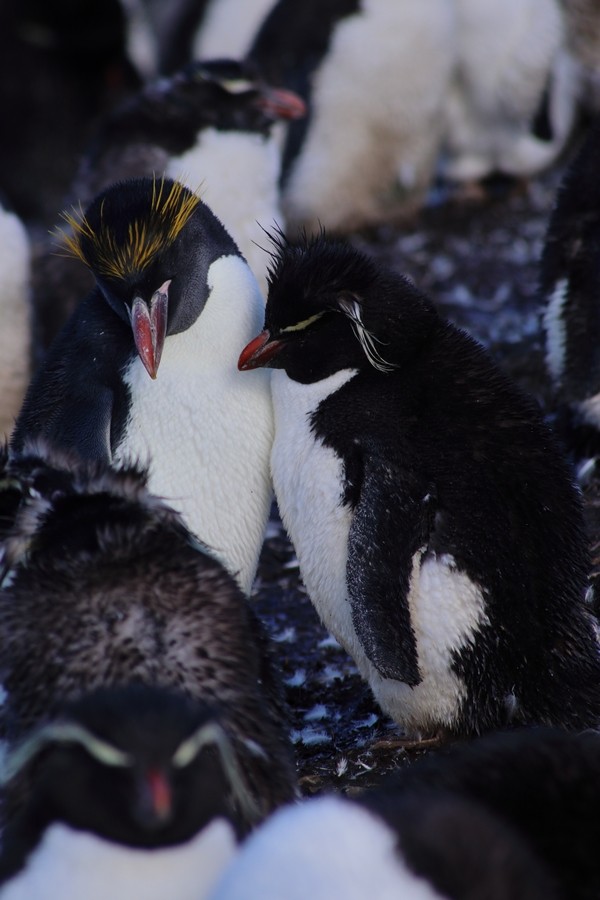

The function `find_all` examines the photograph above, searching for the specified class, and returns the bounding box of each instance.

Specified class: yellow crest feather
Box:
[58,178,201,279]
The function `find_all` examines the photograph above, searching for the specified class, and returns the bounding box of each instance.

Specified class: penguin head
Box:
[238,231,439,383]
[162,59,306,134]
[1,684,260,848]
[60,175,238,378]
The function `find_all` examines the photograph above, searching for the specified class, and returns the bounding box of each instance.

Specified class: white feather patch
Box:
[0,819,237,900]
[542,276,569,384]
[210,796,445,900]
[0,204,31,440]
[114,254,273,595]
[166,130,283,298]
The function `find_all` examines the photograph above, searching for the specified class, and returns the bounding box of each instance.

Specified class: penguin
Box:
[561,0,600,115]
[539,117,600,453]
[13,176,274,595]
[0,199,31,441]
[192,0,276,62]
[238,231,600,739]
[443,0,578,184]
[0,0,141,229]
[0,439,297,811]
[0,684,258,900]
[212,725,600,900]
[32,58,305,354]
[245,0,457,234]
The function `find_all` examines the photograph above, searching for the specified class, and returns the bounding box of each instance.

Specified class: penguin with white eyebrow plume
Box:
[0,440,296,812]
[12,175,274,595]
[238,232,600,739]
[0,685,265,900]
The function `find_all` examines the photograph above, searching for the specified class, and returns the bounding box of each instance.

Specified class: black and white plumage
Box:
[0,441,296,815]
[246,0,457,233]
[0,685,260,900]
[540,119,600,449]
[238,232,600,738]
[14,176,274,595]
[33,59,305,355]
[213,726,600,900]
[444,0,578,183]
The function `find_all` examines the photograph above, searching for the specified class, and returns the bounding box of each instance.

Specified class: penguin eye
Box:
[280,312,325,334]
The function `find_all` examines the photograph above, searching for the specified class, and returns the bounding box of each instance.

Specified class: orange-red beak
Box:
[238,330,284,370]
[255,87,306,121]
[131,280,170,379]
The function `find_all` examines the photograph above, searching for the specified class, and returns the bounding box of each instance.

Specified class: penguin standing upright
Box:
[444,0,578,183]
[246,0,457,233]
[239,232,600,738]
[0,685,260,900]
[13,176,273,595]
[0,440,296,813]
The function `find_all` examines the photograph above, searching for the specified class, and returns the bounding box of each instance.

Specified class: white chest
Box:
[166,130,283,297]
[270,370,489,735]
[0,819,237,900]
[114,255,274,595]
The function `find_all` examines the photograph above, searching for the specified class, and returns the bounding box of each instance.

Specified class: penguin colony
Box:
[1,0,600,897]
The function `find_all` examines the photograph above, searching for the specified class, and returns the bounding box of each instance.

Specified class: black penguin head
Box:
[59,176,238,378]
[1,684,259,849]
[238,231,440,383]
[163,59,306,134]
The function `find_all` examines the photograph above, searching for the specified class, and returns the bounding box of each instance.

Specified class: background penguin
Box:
[212,726,600,900]
[561,0,600,115]
[0,0,141,230]
[539,117,600,457]
[444,0,578,185]
[0,684,257,900]
[12,176,273,596]
[32,59,305,357]
[0,440,297,815]
[238,231,600,739]
[245,0,457,234]
[0,199,31,441]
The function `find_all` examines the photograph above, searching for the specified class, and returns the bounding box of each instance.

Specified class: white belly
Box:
[114,255,273,596]
[0,819,237,900]
[271,370,488,735]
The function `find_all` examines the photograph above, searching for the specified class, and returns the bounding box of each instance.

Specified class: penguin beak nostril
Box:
[131,280,170,379]
[238,330,283,370]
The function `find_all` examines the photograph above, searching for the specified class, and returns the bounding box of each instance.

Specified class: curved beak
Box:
[131,280,170,379]
[254,87,306,121]
[238,330,284,370]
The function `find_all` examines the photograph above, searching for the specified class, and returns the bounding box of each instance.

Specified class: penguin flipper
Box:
[347,453,434,685]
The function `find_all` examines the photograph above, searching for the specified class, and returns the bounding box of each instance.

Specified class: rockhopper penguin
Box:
[238,232,600,738]
[0,685,264,900]
[12,176,274,595]
[0,439,297,811]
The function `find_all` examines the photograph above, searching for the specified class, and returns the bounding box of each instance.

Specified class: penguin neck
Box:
[166,128,283,296]
[114,255,274,595]
[2,819,238,900]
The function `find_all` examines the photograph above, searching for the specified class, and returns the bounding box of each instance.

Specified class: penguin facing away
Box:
[12,176,274,595]
[0,685,257,900]
[246,0,457,234]
[0,440,297,814]
[444,0,578,183]
[238,232,600,738]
